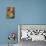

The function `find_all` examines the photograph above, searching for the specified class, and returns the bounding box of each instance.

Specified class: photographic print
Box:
[7,7,15,19]
[18,24,46,46]
[18,24,46,41]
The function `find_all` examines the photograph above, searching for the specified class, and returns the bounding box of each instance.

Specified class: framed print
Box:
[7,7,15,19]
[18,24,46,41]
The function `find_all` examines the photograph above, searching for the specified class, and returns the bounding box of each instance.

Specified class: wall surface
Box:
[0,0,46,45]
